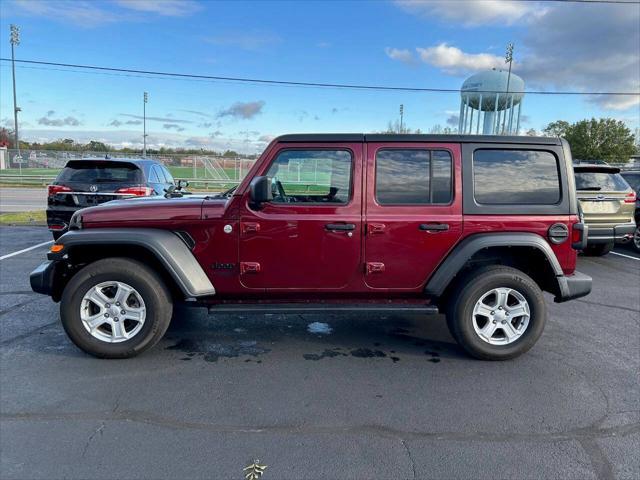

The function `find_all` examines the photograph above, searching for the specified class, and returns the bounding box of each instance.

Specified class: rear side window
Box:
[375,149,453,205]
[162,167,175,184]
[473,149,560,204]
[57,161,142,184]
[575,172,630,192]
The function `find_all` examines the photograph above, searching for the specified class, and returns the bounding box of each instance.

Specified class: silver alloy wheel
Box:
[80,281,146,343]
[472,287,530,345]
[634,226,640,251]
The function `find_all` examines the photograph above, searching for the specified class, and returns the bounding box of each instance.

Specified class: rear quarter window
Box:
[473,149,561,204]
[58,161,142,183]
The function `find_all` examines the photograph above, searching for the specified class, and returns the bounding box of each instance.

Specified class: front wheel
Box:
[446,266,547,360]
[60,257,173,358]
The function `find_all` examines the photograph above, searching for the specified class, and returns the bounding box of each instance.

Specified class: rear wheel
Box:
[632,226,640,253]
[446,266,547,360]
[60,257,173,358]
[583,243,613,257]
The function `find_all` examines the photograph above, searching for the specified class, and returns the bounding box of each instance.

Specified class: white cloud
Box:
[385,47,415,65]
[395,0,547,26]
[11,0,200,27]
[12,0,121,26]
[37,114,81,127]
[203,32,281,51]
[416,44,503,75]
[114,0,201,17]
[396,2,639,111]
[217,101,265,120]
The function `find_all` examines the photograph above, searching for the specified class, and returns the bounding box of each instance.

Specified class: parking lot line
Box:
[610,251,640,261]
[0,240,53,260]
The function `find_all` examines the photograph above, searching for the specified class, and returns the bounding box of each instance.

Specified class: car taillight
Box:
[47,184,72,196]
[571,222,588,250]
[115,186,153,196]
[624,191,636,203]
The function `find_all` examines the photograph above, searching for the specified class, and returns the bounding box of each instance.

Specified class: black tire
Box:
[60,257,173,358]
[52,231,63,241]
[582,243,613,257]
[446,266,547,361]
[631,225,640,253]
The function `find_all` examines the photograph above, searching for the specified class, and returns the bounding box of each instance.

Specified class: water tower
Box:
[458,69,525,135]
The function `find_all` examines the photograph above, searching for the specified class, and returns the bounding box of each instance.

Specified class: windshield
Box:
[574,172,630,192]
[57,161,143,184]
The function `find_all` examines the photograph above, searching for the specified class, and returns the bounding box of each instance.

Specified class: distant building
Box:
[459,69,525,135]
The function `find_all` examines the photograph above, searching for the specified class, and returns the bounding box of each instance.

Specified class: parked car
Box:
[619,170,640,252]
[46,158,178,239]
[31,134,591,360]
[573,164,636,256]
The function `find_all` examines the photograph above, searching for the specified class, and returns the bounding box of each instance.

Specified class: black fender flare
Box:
[424,232,564,297]
[54,228,215,298]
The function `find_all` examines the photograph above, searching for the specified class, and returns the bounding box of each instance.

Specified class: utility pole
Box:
[502,43,514,134]
[10,24,21,171]
[143,91,148,157]
[399,104,404,133]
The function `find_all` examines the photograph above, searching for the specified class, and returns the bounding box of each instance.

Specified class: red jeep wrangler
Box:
[31,134,591,360]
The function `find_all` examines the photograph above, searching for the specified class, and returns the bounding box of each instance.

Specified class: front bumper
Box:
[555,271,592,303]
[30,260,57,297]
[587,222,636,245]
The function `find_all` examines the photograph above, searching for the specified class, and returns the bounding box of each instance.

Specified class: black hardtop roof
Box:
[66,158,159,167]
[274,133,562,145]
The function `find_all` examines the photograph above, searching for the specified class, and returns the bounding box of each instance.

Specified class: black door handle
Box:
[419,223,449,232]
[325,223,356,231]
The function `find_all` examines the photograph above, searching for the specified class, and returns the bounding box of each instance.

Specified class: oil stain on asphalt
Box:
[167,339,270,363]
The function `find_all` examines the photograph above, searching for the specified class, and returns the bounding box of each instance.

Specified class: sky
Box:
[0,0,639,153]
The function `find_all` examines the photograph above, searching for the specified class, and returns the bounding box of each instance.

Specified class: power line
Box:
[1,57,638,97]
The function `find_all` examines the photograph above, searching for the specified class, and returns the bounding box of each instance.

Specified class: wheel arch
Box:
[425,233,564,304]
[51,228,215,301]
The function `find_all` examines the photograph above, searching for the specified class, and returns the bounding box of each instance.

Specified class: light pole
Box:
[10,24,21,170]
[143,91,148,157]
[399,104,404,133]
[501,43,514,134]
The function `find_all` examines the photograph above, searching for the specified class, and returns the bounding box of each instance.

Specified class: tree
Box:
[542,121,570,137]
[0,128,14,148]
[525,128,538,137]
[544,118,636,162]
[85,141,109,152]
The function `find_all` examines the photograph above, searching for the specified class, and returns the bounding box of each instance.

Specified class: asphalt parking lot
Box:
[1,226,638,480]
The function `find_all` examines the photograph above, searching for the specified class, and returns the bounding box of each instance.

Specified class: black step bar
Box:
[207,303,439,314]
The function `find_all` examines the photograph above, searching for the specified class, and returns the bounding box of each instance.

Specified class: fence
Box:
[0,149,258,183]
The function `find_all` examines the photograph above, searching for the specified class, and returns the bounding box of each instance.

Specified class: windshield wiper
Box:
[577,186,602,191]
[216,185,237,198]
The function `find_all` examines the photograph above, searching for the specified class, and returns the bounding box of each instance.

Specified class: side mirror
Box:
[250,175,273,206]
[176,179,189,190]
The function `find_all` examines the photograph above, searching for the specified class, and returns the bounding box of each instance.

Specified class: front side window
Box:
[375,149,453,205]
[473,149,560,204]
[265,150,352,204]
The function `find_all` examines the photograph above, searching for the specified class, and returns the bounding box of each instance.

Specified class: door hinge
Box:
[240,262,261,274]
[241,222,261,234]
[366,262,385,274]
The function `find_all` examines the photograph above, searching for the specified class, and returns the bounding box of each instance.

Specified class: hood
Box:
[79,195,228,226]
